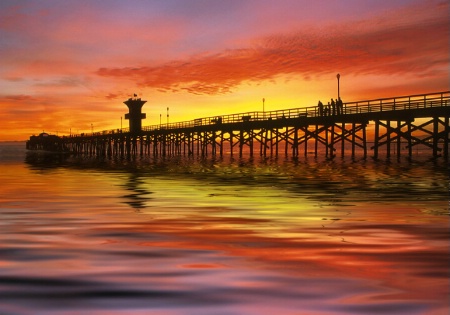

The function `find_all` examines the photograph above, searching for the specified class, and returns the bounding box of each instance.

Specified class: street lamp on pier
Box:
[336,73,341,99]
[167,107,169,125]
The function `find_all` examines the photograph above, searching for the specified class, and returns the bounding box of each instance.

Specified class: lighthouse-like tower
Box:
[124,96,147,134]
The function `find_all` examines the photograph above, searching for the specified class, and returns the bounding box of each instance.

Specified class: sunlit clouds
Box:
[0,0,448,140]
[97,10,448,95]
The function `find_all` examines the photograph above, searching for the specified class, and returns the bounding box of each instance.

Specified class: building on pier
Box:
[124,96,147,134]
[26,132,62,151]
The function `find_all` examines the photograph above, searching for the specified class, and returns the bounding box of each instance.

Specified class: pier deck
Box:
[27,91,450,160]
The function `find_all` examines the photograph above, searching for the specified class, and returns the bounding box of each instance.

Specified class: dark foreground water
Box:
[0,143,449,315]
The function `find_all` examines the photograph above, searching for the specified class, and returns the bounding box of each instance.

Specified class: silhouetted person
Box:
[318,101,324,116]
[327,102,331,116]
[331,99,336,115]
[335,99,340,115]
[337,97,344,115]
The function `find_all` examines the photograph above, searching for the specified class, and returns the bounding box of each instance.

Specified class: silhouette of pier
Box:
[27,91,450,160]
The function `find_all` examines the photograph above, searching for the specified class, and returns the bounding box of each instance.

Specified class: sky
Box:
[0,0,448,141]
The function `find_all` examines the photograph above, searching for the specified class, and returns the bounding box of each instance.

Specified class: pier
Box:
[27,91,450,160]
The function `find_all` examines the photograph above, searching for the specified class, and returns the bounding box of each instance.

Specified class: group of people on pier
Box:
[317,98,344,116]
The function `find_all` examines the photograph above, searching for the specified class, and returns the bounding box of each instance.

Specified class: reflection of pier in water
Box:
[27,91,450,160]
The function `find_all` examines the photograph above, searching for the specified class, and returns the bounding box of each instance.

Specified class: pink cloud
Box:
[0,2,192,95]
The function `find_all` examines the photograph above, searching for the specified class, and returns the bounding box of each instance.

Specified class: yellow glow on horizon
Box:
[1,63,448,141]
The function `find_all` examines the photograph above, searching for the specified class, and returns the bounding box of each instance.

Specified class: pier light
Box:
[337,73,341,99]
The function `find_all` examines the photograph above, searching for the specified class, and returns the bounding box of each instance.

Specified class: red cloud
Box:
[3,94,37,102]
[96,3,448,95]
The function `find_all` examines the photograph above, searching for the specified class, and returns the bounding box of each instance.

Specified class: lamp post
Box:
[262,98,265,116]
[120,116,122,131]
[167,107,169,125]
[336,73,341,99]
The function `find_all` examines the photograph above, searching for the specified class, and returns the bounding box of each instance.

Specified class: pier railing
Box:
[70,91,449,137]
[343,91,449,114]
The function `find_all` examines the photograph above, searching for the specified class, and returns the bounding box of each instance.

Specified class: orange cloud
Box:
[96,2,449,96]
[0,93,123,141]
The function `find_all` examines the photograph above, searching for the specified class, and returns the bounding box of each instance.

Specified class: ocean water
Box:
[0,142,449,315]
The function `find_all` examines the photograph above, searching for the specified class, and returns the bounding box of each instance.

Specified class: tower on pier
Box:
[124,95,147,134]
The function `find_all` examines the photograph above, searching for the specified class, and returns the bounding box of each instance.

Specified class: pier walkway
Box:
[27,91,450,160]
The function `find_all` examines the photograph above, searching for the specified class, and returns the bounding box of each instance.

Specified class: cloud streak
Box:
[96,2,448,95]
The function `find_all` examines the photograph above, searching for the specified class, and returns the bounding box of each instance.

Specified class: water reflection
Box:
[0,147,447,314]
[121,173,154,210]
[24,151,449,211]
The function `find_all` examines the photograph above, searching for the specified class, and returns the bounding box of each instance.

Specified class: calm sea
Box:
[0,142,449,315]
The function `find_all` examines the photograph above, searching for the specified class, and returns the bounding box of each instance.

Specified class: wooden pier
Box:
[27,91,450,160]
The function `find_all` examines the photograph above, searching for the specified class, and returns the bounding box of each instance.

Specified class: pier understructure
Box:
[27,91,450,160]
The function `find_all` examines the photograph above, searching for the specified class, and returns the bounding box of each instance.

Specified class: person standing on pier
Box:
[331,99,336,115]
[335,99,340,115]
[337,97,344,115]
[318,101,324,116]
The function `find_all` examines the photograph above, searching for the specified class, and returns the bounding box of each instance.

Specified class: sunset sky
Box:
[1,0,448,141]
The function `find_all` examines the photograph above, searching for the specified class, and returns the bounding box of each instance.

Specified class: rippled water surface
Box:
[1,143,449,315]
